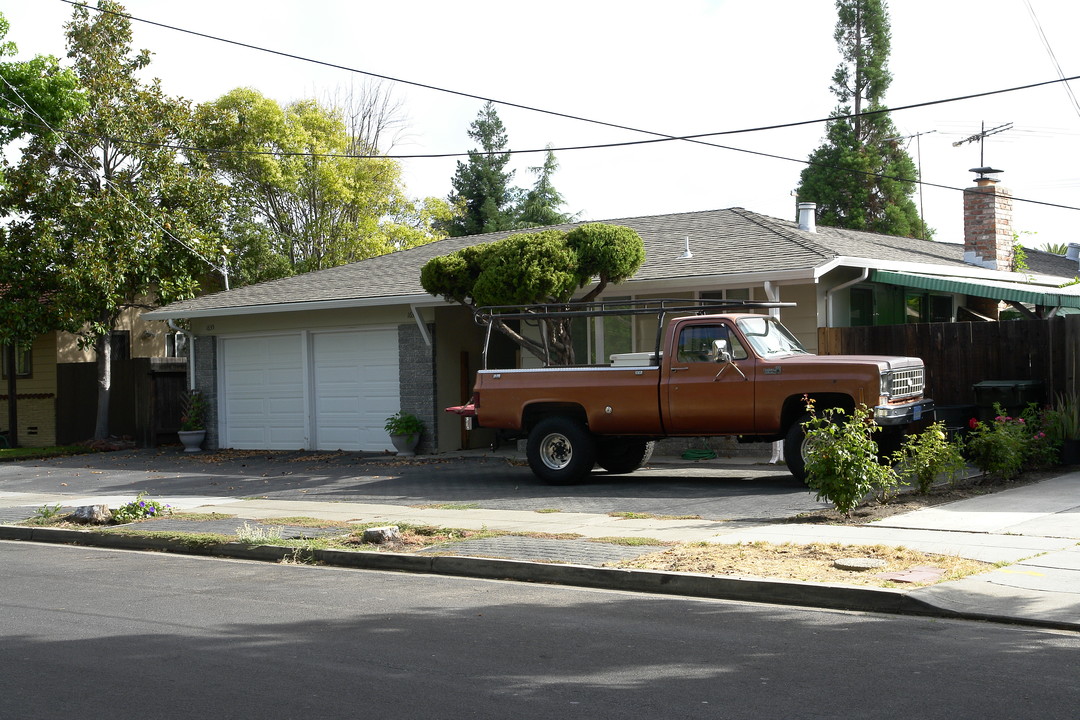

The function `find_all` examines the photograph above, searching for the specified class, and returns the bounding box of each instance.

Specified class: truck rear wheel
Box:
[596,438,655,474]
[527,417,596,485]
[783,413,813,484]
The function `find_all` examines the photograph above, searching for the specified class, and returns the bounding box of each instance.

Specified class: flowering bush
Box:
[112,493,172,523]
[965,403,1056,480]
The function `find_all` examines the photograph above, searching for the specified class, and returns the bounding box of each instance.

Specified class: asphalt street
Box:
[3,542,1078,720]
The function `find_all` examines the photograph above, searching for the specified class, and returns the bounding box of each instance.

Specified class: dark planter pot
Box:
[1060,439,1080,466]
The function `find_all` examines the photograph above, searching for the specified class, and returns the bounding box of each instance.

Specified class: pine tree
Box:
[516,147,576,228]
[446,102,518,237]
[797,0,929,238]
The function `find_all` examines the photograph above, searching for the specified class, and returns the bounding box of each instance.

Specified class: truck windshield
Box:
[736,316,809,357]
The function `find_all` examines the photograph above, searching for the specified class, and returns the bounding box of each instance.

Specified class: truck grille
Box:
[888,368,924,399]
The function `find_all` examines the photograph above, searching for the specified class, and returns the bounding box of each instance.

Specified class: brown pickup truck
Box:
[451,300,934,485]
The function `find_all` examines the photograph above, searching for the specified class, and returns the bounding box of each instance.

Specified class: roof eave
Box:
[143,293,446,320]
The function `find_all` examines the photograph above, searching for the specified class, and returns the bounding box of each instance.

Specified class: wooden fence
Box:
[56,358,187,446]
[818,316,1080,409]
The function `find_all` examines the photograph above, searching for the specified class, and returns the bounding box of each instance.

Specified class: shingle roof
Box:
[146,207,1078,317]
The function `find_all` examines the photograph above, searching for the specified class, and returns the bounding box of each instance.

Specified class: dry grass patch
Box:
[612,541,994,588]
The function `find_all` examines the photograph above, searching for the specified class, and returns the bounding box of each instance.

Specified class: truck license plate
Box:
[913,405,922,421]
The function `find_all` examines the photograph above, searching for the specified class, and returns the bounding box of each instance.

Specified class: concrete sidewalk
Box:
[1,450,1077,631]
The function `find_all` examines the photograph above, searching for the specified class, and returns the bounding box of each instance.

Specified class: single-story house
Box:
[144,176,1080,455]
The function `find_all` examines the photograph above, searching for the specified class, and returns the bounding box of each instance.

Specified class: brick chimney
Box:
[963,170,1013,271]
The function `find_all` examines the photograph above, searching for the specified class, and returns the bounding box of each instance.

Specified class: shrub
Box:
[963,403,1052,480]
[891,421,967,494]
[802,404,895,514]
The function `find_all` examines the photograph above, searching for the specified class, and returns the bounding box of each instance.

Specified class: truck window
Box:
[676,324,747,363]
[736,317,808,357]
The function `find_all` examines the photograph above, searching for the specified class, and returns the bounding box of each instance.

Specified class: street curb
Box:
[2,524,1074,631]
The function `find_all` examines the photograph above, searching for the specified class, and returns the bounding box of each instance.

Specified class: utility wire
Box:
[59,1,1080,152]
[1023,0,1080,122]
[38,1,1080,214]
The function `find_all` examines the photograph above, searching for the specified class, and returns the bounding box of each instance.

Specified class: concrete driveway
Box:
[0,448,830,522]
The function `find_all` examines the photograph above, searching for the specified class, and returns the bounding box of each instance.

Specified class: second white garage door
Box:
[312,329,399,452]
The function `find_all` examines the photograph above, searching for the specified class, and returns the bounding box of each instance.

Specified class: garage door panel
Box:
[222,335,305,450]
[313,329,399,452]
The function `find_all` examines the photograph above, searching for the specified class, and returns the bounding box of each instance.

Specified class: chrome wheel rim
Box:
[539,433,573,471]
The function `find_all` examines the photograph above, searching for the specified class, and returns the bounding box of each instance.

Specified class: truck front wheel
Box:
[783,413,814,484]
[527,417,596,485]
[596,438,655,474]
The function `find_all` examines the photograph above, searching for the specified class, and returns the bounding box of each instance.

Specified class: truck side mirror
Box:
[711,339,732,363]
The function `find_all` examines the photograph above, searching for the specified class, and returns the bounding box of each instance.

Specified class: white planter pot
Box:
[178,430,206,453]
[390,434,419,456]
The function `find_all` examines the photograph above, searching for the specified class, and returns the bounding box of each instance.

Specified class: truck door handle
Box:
[671,366,689,373]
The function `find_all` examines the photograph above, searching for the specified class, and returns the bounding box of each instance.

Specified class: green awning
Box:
[871,270,1080,309]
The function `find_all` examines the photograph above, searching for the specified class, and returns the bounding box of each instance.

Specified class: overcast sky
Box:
[6,0,1080,251]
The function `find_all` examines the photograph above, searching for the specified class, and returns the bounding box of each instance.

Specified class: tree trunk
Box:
[93,333,112,440]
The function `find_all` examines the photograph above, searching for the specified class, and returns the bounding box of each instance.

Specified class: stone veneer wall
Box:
[398,322,437,454]
[192,335,218,450]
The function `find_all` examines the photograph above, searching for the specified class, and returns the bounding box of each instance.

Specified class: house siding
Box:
[1,334,58,447]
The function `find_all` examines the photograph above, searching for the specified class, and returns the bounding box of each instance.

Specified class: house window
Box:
[904,292,953,323]
[2,345,32,379]
[110,330,130,361]
[571,297,633,364]
[166,332,188,358]
[701,288,752,302]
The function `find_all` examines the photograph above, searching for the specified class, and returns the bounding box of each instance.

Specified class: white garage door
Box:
[220,329,400,451]
[312,329,399,451]
[221,334,306,449]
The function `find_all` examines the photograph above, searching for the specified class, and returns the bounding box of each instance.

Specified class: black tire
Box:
[596,438,655,474]
[783,413,813,484]
[526,416,596,485]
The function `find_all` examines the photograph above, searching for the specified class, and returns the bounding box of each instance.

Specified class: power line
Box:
[33,1,1080,215]
[59,1,1080,154]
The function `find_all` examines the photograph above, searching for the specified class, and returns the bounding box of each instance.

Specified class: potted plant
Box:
[178,390,208,453]
[384,411,424,457]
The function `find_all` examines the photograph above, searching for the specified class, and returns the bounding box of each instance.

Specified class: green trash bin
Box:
[972,380,1045,423]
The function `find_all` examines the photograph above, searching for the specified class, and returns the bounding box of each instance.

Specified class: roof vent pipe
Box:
[1067,243,1080,262]
[797,202,817,233]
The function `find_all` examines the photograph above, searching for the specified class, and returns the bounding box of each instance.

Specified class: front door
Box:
[664,322,756,434]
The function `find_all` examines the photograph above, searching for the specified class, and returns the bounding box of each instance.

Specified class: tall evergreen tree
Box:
[446,102,518,237]
[796,0,928,238]
[516,147,576,228]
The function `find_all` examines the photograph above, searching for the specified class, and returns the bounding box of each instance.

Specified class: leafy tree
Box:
[2,1,225,439]
[195,88,444,284]
[0,11,85,447]
[445,101,519,237]
[516,147,577,228]
[420,223,645,363]
[796,0,928,238]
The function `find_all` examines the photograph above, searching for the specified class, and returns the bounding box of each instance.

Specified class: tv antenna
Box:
[952,121,1013,168]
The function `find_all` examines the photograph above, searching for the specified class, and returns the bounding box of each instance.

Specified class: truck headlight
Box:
[880,371,891,397]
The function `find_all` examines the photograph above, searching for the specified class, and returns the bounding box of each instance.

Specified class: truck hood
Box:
[772,354,924,371]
